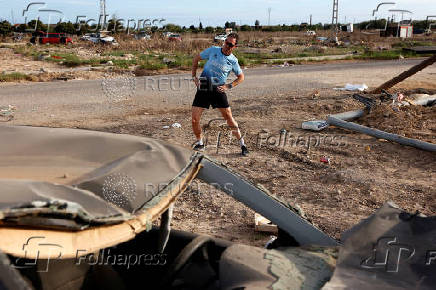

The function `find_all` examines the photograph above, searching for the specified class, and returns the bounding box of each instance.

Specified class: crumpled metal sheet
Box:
[0,126,195,230]
[323,202,436,290]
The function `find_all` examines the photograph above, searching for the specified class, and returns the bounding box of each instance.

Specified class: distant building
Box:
[341,23,353,33]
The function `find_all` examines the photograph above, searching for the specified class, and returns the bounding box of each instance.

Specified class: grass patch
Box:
[45,53,103,67]
[138,62,167,70]
[391,41,435,48]
[102,50,137,57]
[354,49,417,60]
[0,72,34,82]
[112,59,138,69]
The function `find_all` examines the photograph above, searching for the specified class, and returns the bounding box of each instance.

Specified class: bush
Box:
[0,72,34,82]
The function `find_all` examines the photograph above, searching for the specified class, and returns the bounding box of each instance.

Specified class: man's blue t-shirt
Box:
[199,46,242,86]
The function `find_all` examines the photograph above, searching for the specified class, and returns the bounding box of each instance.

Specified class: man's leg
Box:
[218,107,249,156]
[218,107,241,139]
[192,106,204,145]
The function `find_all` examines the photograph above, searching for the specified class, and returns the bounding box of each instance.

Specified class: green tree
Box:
[54,22,76,34]
[0,20,12,36]
[189,25,198,33]
[164,23,182,32]
[240,24,251,31]
[28,20,47,32]
[205,26,214,33]
[199,22,203,30]
[15,24,28,33]
[254,20,260,30]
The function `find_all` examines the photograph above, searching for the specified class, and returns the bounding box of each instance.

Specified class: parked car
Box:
[30,32,73,45]
[306,30,316,36]
[168,33,182,42]
[81,33,117,44]
[12,32,24,42]
[134,32,151,41]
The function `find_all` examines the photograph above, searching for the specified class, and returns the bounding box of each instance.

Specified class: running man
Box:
[191,33,248,156]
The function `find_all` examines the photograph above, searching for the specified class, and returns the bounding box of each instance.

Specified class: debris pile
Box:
[359,102,435,142]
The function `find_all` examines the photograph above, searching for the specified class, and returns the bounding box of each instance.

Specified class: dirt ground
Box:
[24,85,433,247]
[1,39,435,246]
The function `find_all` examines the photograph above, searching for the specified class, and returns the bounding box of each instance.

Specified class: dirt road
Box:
[1,59,435,246]
[2,58,435,125]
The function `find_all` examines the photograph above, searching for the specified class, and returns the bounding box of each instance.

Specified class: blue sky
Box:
[1,0,435,27]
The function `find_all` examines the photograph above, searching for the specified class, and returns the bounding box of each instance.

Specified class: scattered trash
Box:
[407,94,436,106]
[396,93,405,102]
[311,90,320,99]
[254,213,278,234]
[353,94,376,110]
[162,125,170,129]
[365,145,371,152]
[0,105,16,122]
[320,157,330,164]
[273,62,293,68]
[51,55,62,60]
[302,120,329,131]
[171,123,182,129]
[106,60,114,66]
[163,57,176,64]
[334,84,368,92]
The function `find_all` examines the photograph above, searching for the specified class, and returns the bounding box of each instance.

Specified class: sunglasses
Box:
[225,41,236,48]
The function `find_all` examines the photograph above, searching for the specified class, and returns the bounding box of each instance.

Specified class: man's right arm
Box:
[191,54,202,87]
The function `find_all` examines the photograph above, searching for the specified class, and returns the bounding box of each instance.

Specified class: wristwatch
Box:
[227,83,233,89]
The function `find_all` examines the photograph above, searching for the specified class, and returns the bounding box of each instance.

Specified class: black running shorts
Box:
[192,79,229,109]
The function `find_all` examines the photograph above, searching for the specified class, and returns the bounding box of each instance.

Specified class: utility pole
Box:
[331,0,339,35]
[310,14,312,26]
[268,7,271,26]
[100,0,107,30]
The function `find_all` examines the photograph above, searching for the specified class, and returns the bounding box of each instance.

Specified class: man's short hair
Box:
[226,33,239,45]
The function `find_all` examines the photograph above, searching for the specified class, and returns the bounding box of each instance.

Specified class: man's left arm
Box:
[217,72,244,92]
[228,72,244,89]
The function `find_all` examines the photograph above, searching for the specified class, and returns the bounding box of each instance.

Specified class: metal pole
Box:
[371,54,436,93]
[332,0,339,36]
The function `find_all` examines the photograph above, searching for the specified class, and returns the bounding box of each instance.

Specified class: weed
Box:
[0,72,35,82]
